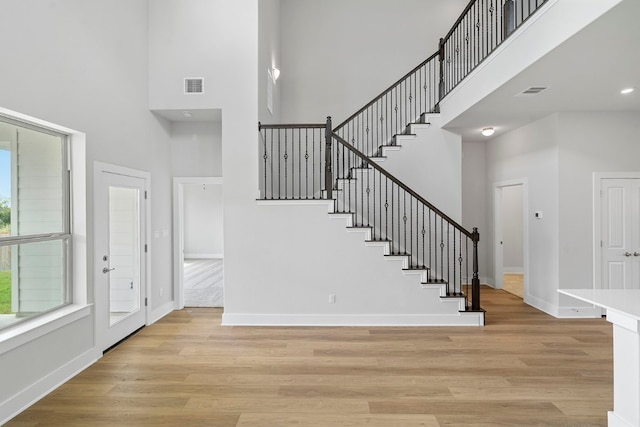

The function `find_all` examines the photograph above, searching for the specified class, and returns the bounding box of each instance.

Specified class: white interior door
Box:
[601,178,640,289]
[95,165,148,351]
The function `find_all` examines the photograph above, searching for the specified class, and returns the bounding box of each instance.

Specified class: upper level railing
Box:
[439,0,549,96]
[332,0,549,159]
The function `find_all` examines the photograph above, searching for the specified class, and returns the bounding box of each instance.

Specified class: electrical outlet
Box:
[329,294,336,304]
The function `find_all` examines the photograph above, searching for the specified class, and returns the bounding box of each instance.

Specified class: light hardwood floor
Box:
[503,273,524,299]
[7,287,612,426]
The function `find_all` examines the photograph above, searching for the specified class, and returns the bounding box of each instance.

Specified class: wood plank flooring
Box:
[7,287,613,426]
[503,273,524,298]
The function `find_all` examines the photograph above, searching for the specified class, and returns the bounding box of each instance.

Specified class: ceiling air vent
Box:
[517,86,547,96]
[184,78,204,94]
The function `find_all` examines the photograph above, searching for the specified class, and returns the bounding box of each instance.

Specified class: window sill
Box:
[0,304,92,355]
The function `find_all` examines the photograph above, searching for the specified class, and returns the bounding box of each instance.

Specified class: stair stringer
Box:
[225,199,483,326]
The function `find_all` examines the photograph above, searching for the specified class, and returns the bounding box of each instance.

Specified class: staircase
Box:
[257,0,551,325]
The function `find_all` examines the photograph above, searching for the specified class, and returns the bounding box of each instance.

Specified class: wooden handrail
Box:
[331,132,473,239]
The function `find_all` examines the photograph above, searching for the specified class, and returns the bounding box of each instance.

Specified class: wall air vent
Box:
[517,86,547,96]
[184,78,204,94]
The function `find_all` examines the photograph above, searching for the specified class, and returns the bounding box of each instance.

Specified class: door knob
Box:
[625,252,633,257]
[635,252,640,257]
[102,267,116,274]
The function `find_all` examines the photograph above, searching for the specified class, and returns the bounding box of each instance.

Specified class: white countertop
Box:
[559,288,640,321]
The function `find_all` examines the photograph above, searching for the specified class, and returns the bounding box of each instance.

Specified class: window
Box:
[0,116,71,330]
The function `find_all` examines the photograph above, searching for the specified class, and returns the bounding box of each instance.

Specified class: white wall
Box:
[170,121,222,177]
[461,141,489,283]
[183,183,224,257]
[485,114,559,313]
[380,117,462,222]
[0,0,174,419]
[279,0,468,124]
[557,111,640,308]
[259,0,282,123]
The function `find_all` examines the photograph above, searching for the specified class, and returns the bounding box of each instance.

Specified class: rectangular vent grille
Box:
[518,86,547,96]
[184,78,204,94]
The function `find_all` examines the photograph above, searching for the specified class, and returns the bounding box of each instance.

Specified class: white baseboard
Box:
[523,294,559,317]
[222,312,484,327]
[148,301,175,325]
[503,267,524,274]
[557,306,603,318]
[184,254,223,259]
[1,347,99,425]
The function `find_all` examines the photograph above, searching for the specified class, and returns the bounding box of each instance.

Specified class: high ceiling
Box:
[443,0,640,142]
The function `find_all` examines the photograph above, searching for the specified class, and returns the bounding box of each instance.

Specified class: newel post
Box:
[325,116,333,200]
[437,37,445,112]
[471,227,481,311]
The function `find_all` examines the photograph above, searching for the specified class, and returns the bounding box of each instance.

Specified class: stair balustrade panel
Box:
[441,0,549,95]
[331,135,474,302]
[259,124,326,200]
[333,53,439,158]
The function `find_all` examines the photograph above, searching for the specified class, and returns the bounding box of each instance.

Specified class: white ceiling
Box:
[443,0,640,142]
[152,109,222,123]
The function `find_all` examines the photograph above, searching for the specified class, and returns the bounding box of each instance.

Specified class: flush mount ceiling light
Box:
[481,127,495,137]
[621,87,635,95]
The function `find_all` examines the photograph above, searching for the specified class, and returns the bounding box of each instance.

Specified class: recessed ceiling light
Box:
[481,127,495,137]
[621,87,635,95]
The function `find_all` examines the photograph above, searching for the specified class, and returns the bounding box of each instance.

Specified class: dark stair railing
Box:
[257,0,553,313]
[439,0,549,96]
[259,118,481,312]
[333,51,440,158]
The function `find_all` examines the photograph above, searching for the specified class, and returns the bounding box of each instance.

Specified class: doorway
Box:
[94,162,149,351]
[494,180,528,299]
[173,177,224,309]
[595,175,640,290]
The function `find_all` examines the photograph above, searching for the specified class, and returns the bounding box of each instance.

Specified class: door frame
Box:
[493,179,529,298]
[94,161,151,350]
[593,172,640,290]
[172,176,223,310]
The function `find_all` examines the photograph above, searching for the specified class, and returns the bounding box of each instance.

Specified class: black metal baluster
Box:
[304,129,309,199]
[402,191,407,255]
[453,227,457,295]
[421,205,426,268]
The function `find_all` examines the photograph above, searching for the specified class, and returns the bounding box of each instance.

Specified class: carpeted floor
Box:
[184,259,224,307]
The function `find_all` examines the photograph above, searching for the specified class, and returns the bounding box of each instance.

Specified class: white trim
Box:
[0,346,99,425]
[173,177,223,310]
[557,306,603,318]
[222,313,484,327]
[503,267,524,274]
[592,172,640,290]
[493,179,529,298]
[148,300,175,325]
[0,305,91,355]
[524,293,559,317]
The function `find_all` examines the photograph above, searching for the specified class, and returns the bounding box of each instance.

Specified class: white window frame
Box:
[0,107,89,355]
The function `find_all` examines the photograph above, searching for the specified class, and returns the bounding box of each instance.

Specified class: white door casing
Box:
[599,177,640,290]
[172,177,223,310]
[94,162,150,351]
[493,179,529,297]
